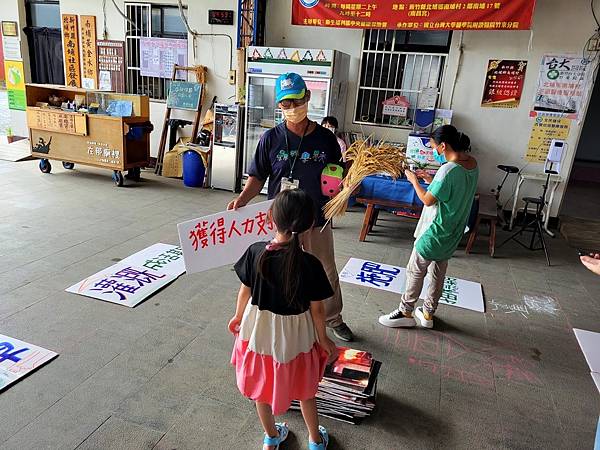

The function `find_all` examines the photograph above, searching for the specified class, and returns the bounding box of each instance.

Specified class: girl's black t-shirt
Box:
[234,241,333,316]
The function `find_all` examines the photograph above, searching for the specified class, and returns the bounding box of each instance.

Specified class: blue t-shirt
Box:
[248,122,342,226]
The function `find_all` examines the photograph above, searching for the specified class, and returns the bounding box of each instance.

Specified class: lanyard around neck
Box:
[284,120,310,179]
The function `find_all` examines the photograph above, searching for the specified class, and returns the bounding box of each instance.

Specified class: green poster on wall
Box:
[4,60,26,110]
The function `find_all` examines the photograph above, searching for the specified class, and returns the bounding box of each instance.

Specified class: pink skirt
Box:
[231,303,328,415]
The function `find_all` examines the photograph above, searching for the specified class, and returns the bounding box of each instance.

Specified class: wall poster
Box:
[97,40,125,92]
[139,37,187,79]
[533,54,594,119]
[481,59,527,108]
[62,14,81,87]
[524,112,571,163]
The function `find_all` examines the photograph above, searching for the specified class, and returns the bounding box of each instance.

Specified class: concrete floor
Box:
[0,159,599,450]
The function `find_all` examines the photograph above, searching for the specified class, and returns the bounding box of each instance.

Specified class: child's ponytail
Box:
[258,190,315,309]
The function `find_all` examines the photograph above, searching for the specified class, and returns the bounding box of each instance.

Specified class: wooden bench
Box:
[465,194,498,257]
[356,197,423,242]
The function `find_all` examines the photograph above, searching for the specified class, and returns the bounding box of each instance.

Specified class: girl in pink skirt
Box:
[229,189,337,450]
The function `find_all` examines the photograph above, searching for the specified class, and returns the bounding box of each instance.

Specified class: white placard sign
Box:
[177,201,275,274]
[66,243,185,307]
[574,328,600,373]
[0,334,58,391]
[339,257,485,313]
[2,36,22,61]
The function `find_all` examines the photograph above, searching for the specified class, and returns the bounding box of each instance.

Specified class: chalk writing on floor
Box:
[490,299,530,318]
[523,294,560,316]
[385,329,542,388]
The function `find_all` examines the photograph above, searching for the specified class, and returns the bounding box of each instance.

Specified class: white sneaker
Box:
[415,307,434,329]
[378,307,416,328]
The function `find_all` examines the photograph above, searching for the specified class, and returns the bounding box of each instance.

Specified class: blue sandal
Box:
[263,422,289,449]
[308,426,329,450]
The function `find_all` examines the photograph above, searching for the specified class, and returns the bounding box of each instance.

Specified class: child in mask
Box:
[379,125,479,329]
[321,116,347,161]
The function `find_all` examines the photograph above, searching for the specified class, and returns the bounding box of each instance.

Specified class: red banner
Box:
[292,0,536,31]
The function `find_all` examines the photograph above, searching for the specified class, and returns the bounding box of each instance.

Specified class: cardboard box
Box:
[162,137,191,178]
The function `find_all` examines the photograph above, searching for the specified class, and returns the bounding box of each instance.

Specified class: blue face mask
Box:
[433,147,447,164]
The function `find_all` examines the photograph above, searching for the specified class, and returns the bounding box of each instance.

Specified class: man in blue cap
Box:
[227,72,353,342]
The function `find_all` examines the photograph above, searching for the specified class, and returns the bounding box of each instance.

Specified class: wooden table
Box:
[465,194,498,257]
[356,197,423,242]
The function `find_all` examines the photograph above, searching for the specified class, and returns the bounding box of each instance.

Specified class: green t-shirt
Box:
[415,161,479,261]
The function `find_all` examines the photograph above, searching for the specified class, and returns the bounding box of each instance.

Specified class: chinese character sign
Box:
[97,40,125,92]
[177,201,275,274]
[533,54,593,119]
[0,334,58,392]
[292,1,535,31]
[80,15,98,89]
[339,257,484,312]
[62,14,81,88]
[481,59,527,108]
[4,59,25,110]
[66,243,185,307]
[524,113,571,163]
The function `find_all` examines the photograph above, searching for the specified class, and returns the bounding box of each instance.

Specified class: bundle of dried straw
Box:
[323,140,407,221]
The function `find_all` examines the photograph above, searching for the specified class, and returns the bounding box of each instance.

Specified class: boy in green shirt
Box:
[379,125,479,329]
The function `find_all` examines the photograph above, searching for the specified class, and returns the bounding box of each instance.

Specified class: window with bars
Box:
[125,3,187,100]
[355,30,451,127]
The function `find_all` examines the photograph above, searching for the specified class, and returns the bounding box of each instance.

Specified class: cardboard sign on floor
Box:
[0,334,58,391]
[574,328,600,394]
[339,258,485,313]
[66,243,185,307]
[177,200,275,274]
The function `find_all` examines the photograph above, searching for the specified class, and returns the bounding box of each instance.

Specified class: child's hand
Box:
[228,316,241,334]
[416,170,433,184]
[581,254,600,276]
[321,338,339,364]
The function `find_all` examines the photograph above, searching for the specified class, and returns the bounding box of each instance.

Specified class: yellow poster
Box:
[525,113,571,163]
[4,60,26,110]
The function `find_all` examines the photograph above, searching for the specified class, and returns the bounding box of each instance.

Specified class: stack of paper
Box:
[291,347,381,425]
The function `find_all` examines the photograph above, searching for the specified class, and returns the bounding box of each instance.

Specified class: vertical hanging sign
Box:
[62,14,81,88]
[80,15,98,89]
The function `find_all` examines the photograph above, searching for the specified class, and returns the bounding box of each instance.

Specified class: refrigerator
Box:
[243,46,350,183]
[211,103,244,192]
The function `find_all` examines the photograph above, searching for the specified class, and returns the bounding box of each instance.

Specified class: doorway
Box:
[560,67,600,249]
[23,0,64,85]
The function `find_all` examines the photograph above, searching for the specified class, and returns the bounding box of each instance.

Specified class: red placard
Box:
[481,59,527,108]
[292,1,536,30]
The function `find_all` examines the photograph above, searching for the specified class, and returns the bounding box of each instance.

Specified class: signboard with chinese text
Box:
[292,1,536,31]
[524,113,571,163]
[481,59,527,108]
[4,60,25,110]
[62,14,81,87]
[0,334,58,392]
[140,37,187,78]
[26,109,87,136]
[167,81,202,111]
[80,16,98,89]
[177,201,275,274]
[339,257,484,312]
[247,46,334,78]
[97,40,125,92]
[533,55,593,119]
[382,95,410,117]
[66,243,185,307]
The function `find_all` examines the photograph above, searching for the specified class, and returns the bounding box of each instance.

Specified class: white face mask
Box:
[282,103,308,124]
[324,125,336,133]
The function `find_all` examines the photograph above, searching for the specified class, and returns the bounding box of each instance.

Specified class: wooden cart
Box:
[25,84,152,186]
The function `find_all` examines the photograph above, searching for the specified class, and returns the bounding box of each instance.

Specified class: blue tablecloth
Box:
[358,175,425,206]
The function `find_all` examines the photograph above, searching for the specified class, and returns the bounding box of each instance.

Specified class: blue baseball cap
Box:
[275,72,307,104]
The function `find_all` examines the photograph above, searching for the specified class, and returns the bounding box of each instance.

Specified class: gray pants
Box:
[301,224,344,328]
[399,247,449,315]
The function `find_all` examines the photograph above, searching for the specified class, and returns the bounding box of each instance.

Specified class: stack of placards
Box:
[290,347,381,425]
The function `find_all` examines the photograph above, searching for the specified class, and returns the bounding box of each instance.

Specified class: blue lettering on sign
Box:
[0,342,29,363]
[356,262,401,287]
